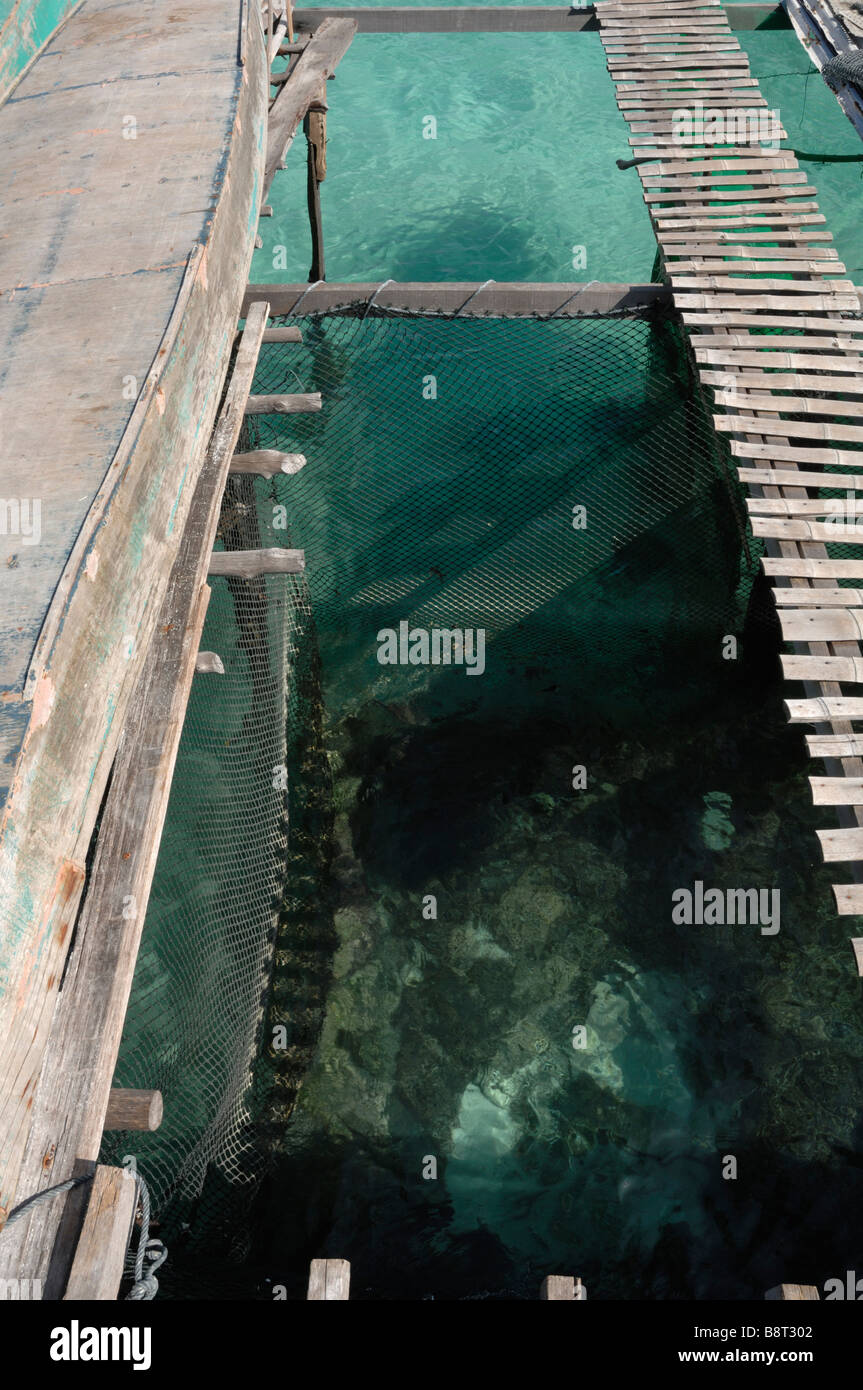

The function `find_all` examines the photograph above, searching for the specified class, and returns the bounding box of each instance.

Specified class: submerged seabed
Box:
[246,644,863,1302]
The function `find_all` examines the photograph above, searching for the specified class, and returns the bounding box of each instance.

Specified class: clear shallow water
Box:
[254,33,660,282]
[252,29,863,287]
[176,23,863,1298]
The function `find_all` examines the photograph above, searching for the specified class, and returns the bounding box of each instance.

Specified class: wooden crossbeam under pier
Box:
[243,281,674,317]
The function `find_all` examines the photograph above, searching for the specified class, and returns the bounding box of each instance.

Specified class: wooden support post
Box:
[245,392,321,413]
[230,448,307,477]
[264,17,356,197]
[208,548,305,578]
[540,1275,587,1300]
[63,1166,137,1301]
[304,86,327,282]
[307,1258,350,1299]
[853,939,863,975]
[765,1284,820,1300]
[195,651,225,674]
[103,1089,163,1132]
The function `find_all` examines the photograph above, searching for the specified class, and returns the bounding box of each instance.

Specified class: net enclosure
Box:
[100,294,760,1296]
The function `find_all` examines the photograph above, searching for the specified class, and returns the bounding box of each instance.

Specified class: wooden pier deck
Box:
[0,0,268,1242]
[597,0,863,961]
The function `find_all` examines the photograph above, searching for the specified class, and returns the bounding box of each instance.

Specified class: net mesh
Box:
[100,303,759,1296]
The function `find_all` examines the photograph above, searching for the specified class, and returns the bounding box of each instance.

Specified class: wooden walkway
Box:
[596,0,863,962]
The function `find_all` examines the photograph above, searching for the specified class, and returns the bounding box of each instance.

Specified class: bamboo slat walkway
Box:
[597,0,863,960]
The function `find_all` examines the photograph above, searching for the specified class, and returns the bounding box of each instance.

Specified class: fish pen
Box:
[3,0,863,1319]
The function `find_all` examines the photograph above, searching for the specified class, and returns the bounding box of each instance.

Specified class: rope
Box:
[286,278,326,315]
[454,279,495,316]
[124,1168,167,1302]
[5,1173,92,1225]
[550,280,601,317]
[361,279,395,320]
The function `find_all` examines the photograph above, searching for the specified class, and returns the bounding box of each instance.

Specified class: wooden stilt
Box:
[304,92,327,282]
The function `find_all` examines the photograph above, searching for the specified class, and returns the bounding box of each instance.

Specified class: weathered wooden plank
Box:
[784,655,863,681]
[833,883,863,913]
[773,586,863,604]
[818,826,863,860]
[62,1166,136,1302]
[766,558,863,580]
[779,609,863,642]
[103,1089,163,1132]
[807,735,863,760]
[733,441,863,467]
[208,548,306,577]
[749,496,863,517]
[787,696,863,722]
[663,244,839,261]
[718,392,863,418]
[242,282,674,317]
[699,350,863,371]
[854,938,863,973]
[307,1258,351,1299]
[752,516,863,541]
[646,159,799,176]
[721,419,863,446]
[683,293,860,310]
[659,229,831,241]
[700,336,863,353]
[657,204,822,221]
[0,1,267,1233]
[265,17,357,195]
[740,468,863,492]
[811,778,863,804]
[709,371,863,394]
[765,1284,821,1300]
[647,191,820,208]
[673,258,843,274]
[0,306,270,1287]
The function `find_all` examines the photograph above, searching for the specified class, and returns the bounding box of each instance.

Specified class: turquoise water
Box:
[161,23,863,1298]
[252,29,863,286]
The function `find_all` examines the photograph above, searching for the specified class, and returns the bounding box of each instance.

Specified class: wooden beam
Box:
[208,548,305,578]
[62,1166,137,1301]
[540,1275,587,1299]
[103,1089,163,1132]
[765,1284,820,1300]
[290,6,785,33]
[307,1258,350,1299]
[265,17,356,196]
[194,651,225,674]
[243,281,674,317]
[230,449,307,477]
[245,392,322,413]
[0,306,270,1293]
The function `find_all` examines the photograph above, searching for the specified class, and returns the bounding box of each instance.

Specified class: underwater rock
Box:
[449,922,511,970]
[701,791,735,852]
[451,1083,519,1159]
